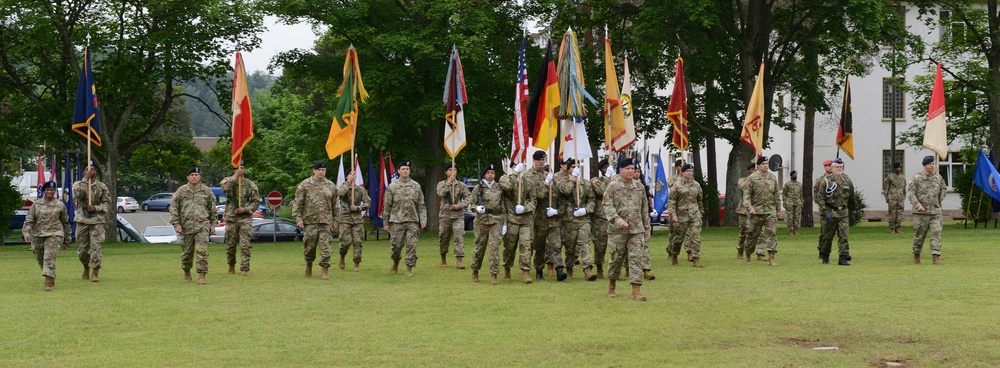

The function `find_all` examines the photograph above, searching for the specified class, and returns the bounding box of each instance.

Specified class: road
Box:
[120,210,173,234]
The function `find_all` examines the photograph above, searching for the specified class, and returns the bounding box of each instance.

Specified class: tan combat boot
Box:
[686,251,693,262]
[565,267,574,279]
[405,264,414,277]
[390,260,399,274]
[768,251,780,266]
[489,274,498,285]
[241,271,248,276]
[91,268,100,282]
[503,268,512,281]
[472,270,480,283]
[757,253,766,261]
[933,254,941,265]
[305,262,313,277]
[744,254,752,265]
[228,265,236,274]
[338,255,346,269]
[456,256,465,269]
[583,266,597,281]
[737,251,743,261]
[321,266,330,280]
[183,270,192,283]
[596,265,604,279]
[913,253,921,264]
[692,258,703,268]
[521,270,533,284]
[440,254,448,268]
[354,261,360,272]
[643,270,656,280]
[82,266,90,280]
[197,273,207,285]
[607,279,617,298]
[546,264,555,277]
[630,283,647,301]
[670,254,679,266]
[43,276,54,291]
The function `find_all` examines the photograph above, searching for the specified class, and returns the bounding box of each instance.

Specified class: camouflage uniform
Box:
[908,171,947,256]
[532,169,564,272]
[736,176,764,257]
[337,182,371,264]
[782,179,802,232]
[742,170,781,256]
[169,183,216,274]
[292,176,338,269]
[221,176,260,272]
[437,180,470,258]
[590,175,611,268]
[604,178,651,285]
[667,177,704,259]
[815,174,854,257]
[665,177,683,256]
[72,178,111,271]
[557,173,595,272]
[23,198,70,278]
[384,178,427,267]
[500,170,539,271]
[883,172,907,230]
[470,180,504,276]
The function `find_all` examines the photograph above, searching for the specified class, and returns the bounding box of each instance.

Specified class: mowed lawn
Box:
[2,221,999,367]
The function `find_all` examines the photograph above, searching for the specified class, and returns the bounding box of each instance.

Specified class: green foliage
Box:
[182,71,277,137]
[0,179,22,232]
[128,135,201,184]
[695,173,720,226]
[849,186,868,226]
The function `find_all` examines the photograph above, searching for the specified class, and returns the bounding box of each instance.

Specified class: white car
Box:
[117,196,139,213]
[143,226,178,244]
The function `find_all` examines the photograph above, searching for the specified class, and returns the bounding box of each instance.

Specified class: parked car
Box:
[210,218,322,243]
[6,211,146,244]
[141,192,174,211]
[143,225,178,244]
[117,196,139,213]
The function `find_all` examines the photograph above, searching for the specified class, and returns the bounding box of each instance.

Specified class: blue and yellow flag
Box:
[71,47,102,146]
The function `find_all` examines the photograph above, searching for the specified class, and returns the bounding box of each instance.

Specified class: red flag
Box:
[510,36,530,163]
[36,155,45,198]
[923,63,948,159]
[377,153,388,219]
[231,52,254,167]
[667,58,689,151]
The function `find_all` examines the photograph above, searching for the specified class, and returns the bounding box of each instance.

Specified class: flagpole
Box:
[87,122,92,206]
[572,120,580,206]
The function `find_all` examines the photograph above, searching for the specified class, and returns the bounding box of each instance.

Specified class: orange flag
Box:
[739,63,765,156]
[231,52,253,167]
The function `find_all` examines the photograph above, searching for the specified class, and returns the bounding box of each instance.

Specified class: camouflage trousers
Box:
[505,223,533,271]
[745,214,778,255]
[562,221,594,271]
[225,219,253,272]
[784,205,801,231]
[32,236,61,278]
[738,214,766,256]
[608,232,645,285]
[438,216,465,257]
[77,223,104,269]
[389,222,420,267]
[888,200,904,229]
[471,218,502,275]
[666,220,692,256]
[532,225,564,271]
[818,215,850,256]
[912,214,942,256]
[671,219,703,259]
[180,229,209,274]
[303,224,334,268]
[339,222,364,263]
[592,217,609,267]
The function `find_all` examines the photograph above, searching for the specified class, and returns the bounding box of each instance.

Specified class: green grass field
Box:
[2,221,999,367]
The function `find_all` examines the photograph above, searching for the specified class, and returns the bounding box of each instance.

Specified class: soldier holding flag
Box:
[72,163,110,282]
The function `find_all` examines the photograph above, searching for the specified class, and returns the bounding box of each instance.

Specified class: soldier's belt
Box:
[485,209,501,215]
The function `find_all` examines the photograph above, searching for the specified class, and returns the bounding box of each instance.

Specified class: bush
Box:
[848,187,867,226]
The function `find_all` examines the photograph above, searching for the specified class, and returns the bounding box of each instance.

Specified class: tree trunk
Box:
[723,144,755,225]
[706,135,720,227]
[421,124,444,232]
[801,104,816,228]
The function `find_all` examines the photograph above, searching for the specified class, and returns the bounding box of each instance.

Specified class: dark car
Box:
[6,211,147,244]
[141,192,174,211]
[464,208,476,230]
[210,217,331,243]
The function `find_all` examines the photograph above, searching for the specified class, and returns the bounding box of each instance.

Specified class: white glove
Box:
[476,206,485,214]
[650,211,658,218]
[571,167,580,177]
[546,207,558,217]
[544,173,553,185]
[514,163,525,173]
[573,208,587,217]
[515,204,525,214]
[357,203,365,211]
[501,224,508,235]
[605,166,615,177]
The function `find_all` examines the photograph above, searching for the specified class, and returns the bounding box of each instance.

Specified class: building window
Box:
[882,78,905,120]
[938,151,965,188]
[882,150,905,177]
[940,9,973,45]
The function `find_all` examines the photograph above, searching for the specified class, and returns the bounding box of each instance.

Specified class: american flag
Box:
[510,36,530,164]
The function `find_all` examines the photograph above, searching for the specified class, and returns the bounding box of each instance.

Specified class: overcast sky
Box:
[240,17,318,75]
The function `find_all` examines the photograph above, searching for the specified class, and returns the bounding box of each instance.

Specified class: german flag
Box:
[526,41,560,151]
[836,75,854,159]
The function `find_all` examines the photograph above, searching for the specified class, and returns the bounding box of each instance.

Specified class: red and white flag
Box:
[231,52,254,168]
[923,62,948,159]
[510,36,530,164]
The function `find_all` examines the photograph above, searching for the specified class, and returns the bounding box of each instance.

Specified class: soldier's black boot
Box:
[555,266,567,281]
[820,253,830,264]
[845,253,852,261]
[838,255,850,266]
[535,268,544,280]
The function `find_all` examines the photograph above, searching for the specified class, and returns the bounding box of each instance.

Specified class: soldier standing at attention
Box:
[533,161,567,281]
[909,156,947,265]
[557,159,598,281]
[292,161,337,280]
[813,159,835,261]
[170,167,217,284]
[735,162,756,262]
[665,159,690,262]
[221,163,260,276]
[500,153,542,284]
[23,181,70,291]
[604,158,651,301]
[590,158,613,279]
[72,163,111,282]
[782,170,803,236]
[470,164,504,284]
[815,158,855,265]
[337,169,370,272]
[883,162,907,234]
[436,162,470,269]
[668,164,705,268]
[383,160,427,276]
[743,156,781,266]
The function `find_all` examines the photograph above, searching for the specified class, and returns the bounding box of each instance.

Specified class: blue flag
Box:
[63,155,76,238]
[367,153,383,228]
[973,150,1000,202]
[71,47,102,146]
[652,149,669,216]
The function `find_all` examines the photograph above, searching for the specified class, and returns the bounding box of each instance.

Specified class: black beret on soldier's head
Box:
[398,161,412,168]
[893,162,902,169]
[187,167,200,175]
[42,181,58,190]
[482,164,495,177]
[833,158,844,165]
[618,157,635,169]
[923,156,934,166]
[746,162,756,171]
[674,159,683,167]
[756,156,768,165]
[312,161,326,169]
[444,162,456,170]
[533,151,546,160]
[681,164,694,173]
[562,158,575,167]
[542,164,549,172]
[597,158,609,170]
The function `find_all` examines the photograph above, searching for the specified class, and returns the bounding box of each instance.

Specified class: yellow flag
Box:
[739,63,765,156]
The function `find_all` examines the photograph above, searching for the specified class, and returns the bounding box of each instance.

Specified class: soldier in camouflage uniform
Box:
[383,160,427,276]
[170,167,217,284]
[590,158,613,279]
[470,164,504,284]
[909,156,948,265]
[500,152,542,284]
[815,158,855,265]
[533,161,567,281]
[665,159,692,262]
[221,164,261,276]
[336,170,370,272]
[436,162,470,269]
[72,163,111,282]
[604,158,651,301]
[883,162,907,234]
[668,164,705,268]
[735,163,760,261]
[782,170,803,235]
[23,181,70,291]
[292,161,338,280]
[743,156,781,266]
[557,159,598,281]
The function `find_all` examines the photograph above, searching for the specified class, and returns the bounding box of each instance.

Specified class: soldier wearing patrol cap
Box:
[743,156,781,266]
[292,161,338,280]
[883,161,907,234]
[71,161,111,282]
[221,161,261,276]
[170,167,217,284]
[436,162,471,269]
[383,160,427,276]
[469,164,504,284]
[909,155,947,265]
